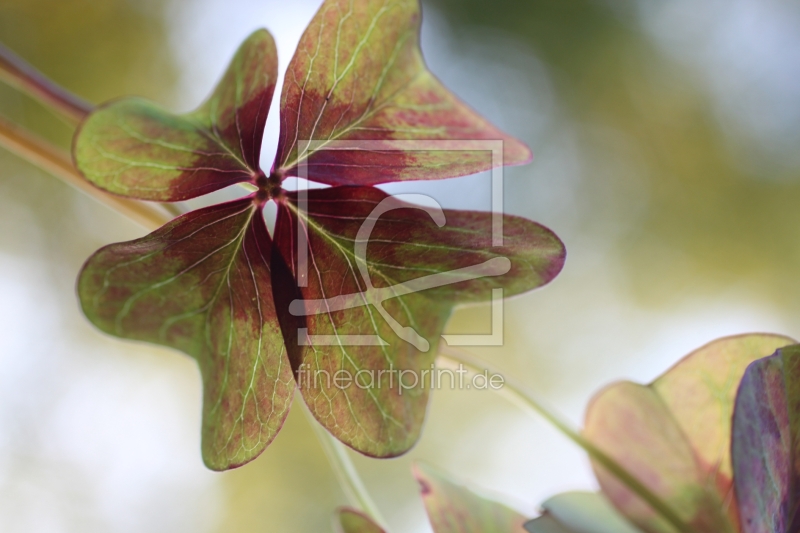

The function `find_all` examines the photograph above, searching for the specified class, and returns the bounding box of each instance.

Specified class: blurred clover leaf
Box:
[336,509,386,533]
[336,463,528,533]
[583,334,795,533]
[73,0,565,470]
[732,344,800,533]
[333,465,640,533]
[524,492,642,533]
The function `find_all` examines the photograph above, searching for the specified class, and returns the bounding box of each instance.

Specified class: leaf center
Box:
[254,171,284,205]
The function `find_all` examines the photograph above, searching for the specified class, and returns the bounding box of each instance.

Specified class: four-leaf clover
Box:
[73,0,565,470]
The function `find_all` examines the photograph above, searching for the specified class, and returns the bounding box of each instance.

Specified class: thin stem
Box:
[308,405,390,530]
[437,345,696,533]
[0,114,172,230]
[0,42,92,125]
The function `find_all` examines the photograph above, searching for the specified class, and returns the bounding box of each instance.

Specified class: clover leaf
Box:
[523,492,643,533]
[335,463,528,533]
[73,0,564,470]
[582,334,795,533]
[731,344,800,533]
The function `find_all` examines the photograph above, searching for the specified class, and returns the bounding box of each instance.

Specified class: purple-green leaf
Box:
[524,492,644,533]
[73,29,277,201]
[583,334,795,533]
[274,0,531,185]
[335,508,386,533]
[731,344,800,533]
[77,197,293,470]
[272,186,565,457]
[415,463,528,532]
[70,1,563,469]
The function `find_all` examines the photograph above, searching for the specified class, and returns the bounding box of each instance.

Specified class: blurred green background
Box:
[1,0,799,531]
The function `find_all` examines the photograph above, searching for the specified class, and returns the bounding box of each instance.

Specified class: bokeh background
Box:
[1,0,799,531]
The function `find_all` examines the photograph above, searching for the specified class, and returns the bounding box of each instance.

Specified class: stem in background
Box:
[0,43,92,125]
[437,345,696,533]
[0,115,171,230]
[308,404,390,530]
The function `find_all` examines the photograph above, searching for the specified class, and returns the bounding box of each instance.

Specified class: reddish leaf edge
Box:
[71,96,282,202]
[72,28,279,202]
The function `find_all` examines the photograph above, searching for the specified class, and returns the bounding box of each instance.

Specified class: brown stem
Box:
[0,115,170,229]
[0,43,92,125]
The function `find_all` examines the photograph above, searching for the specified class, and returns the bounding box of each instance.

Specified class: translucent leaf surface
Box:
[71,3,562,468]
[336,509,386,533]
[78,198,293,470]
[272,186,564,456]
[275,0,531,185]
[731,344,800,533]
[583,334,795,533]
[74,29,277,201]
[415,463,528,532]
[524,492,644,533]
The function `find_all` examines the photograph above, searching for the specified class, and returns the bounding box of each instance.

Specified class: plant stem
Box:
[308,405,390,530]
[437,345,696,533]
[0,115,172,229]
[0,43,92,125]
